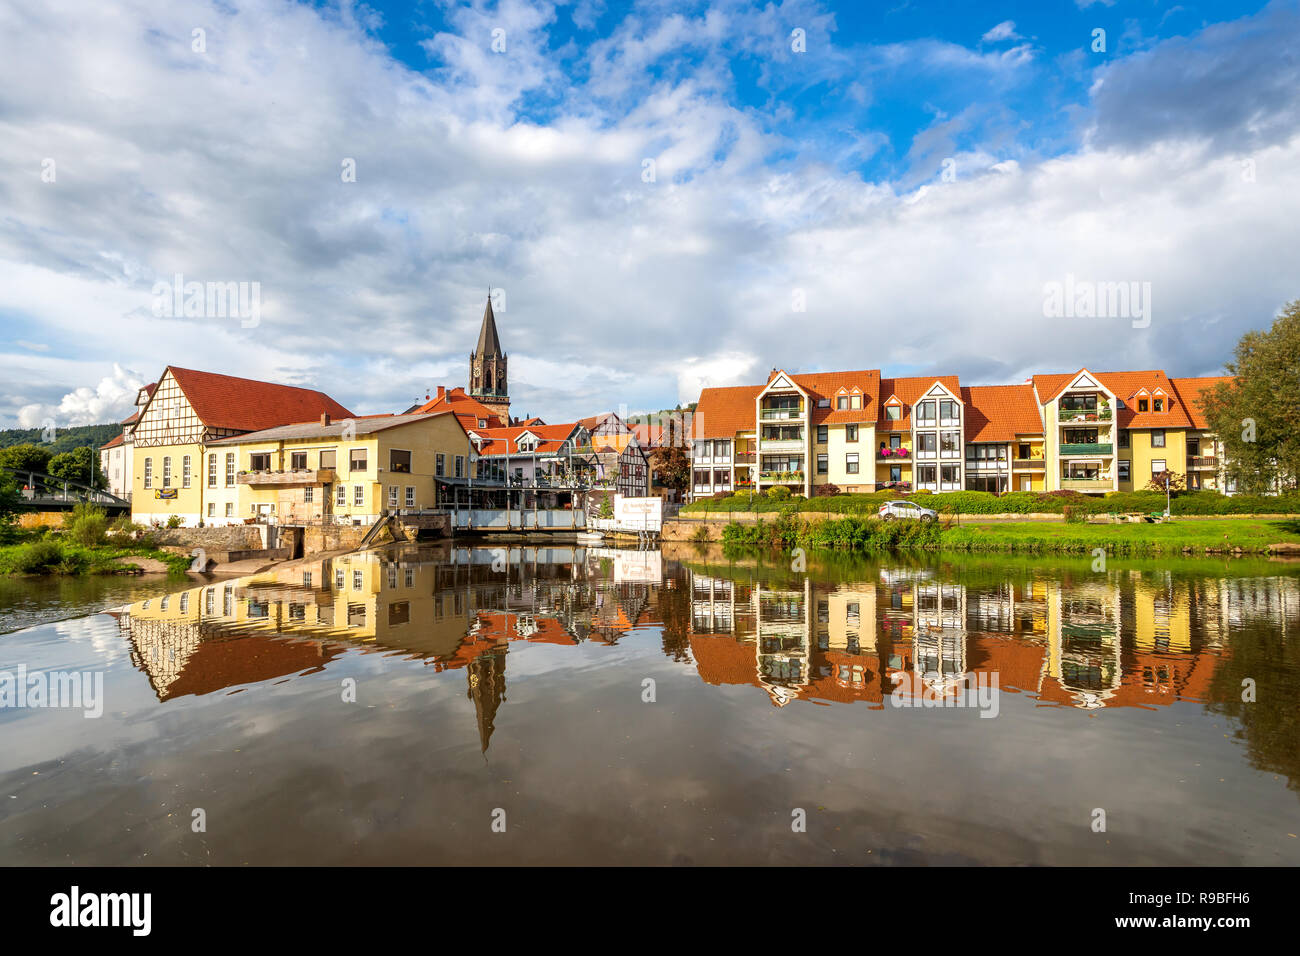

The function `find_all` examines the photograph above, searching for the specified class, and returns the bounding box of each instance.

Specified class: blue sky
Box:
[2,0,1298,427]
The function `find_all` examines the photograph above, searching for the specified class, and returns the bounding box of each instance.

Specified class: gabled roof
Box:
[577,412,628,434]
[101,433,125,449]
[160,366,354,433]
[1033,369,1193,428]
[695,384,763,439]
[875,375,962,431]
[206,410,462,445]
[961,385,1044,443]
[471,423,580,457]
[1170,376,1233,430]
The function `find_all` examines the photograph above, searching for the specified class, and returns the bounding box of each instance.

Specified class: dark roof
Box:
[476,296,503,357]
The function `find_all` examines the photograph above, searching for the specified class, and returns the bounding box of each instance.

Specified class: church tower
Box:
[469,293,510,421]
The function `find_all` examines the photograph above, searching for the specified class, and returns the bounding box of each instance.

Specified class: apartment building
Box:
[689,365,1232,501]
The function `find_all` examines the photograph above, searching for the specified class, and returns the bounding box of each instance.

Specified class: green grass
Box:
[682,488,1300,517]
[711,515,1300,557]
[0,535,191,576]
[941,518,1300,555]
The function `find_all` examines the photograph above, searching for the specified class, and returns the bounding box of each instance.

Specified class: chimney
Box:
[321,413,331,426]
[436,385,445,401]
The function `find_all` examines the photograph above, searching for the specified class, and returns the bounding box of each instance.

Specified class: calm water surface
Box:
[2,544,1298,865]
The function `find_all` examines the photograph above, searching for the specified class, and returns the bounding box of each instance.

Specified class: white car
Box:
[878,500,938,522]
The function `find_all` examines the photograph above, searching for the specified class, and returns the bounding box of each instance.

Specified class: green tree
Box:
[0,472,21,542]
[0,443,53,474]
[46,446,102,487]
[1202,299,1300,493]
[650,445,691,496]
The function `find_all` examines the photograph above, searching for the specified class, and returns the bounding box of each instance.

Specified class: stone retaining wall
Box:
[151,525,265,551]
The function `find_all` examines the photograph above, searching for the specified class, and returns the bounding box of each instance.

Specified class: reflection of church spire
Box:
[467,649,507,753]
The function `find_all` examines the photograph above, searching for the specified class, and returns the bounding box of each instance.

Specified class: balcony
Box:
[734,453,755,464]
[238,468,336,486]
[1058,408,1113,424]
[1187,456,1218,469]
[759,438,805,452]
[877,448,910,459]
[1060,477,1113,492]
[759,471,804,483]
[1014,458,1046,468]
[1059,443,1113,456]
[760,408,803,421]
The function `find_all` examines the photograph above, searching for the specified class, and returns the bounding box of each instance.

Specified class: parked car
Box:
[878,500,938,522]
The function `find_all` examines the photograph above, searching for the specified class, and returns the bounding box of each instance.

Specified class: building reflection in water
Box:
[113,546,1300,753]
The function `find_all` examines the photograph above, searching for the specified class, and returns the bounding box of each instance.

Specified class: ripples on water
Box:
[2,544,1298,865]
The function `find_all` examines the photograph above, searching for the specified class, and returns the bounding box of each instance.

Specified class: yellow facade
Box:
[1119,427,1187,492]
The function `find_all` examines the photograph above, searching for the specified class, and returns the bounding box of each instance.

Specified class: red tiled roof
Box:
[101,433,124,449]
[164,366,353,433]
[1170,376,1233,430]
[1033,369,1194,429]
[695,385,763,439]
[792,370,881,426]
[961,384,1043,443]
[415,387,507,428]
[471,423,579,456]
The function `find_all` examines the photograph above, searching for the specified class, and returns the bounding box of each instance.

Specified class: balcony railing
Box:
[1187,456,1218,469]
[237,468,337,486]
[760,408,803,421]
[734,453,755,464]
[1059,443,1113,456]
[759,471,804,483]
[1013,457,1046,467]
[877,448,910,459]
[1060,477,1113,492]
[1058,409,1113,423]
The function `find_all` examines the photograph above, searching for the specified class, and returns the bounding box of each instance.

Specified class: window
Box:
[836,395,849,410]
[917,464,937,485]
[349,449,367,472]
[319,450,336,469]
[1138,398,1149,412]
[941,464,960,486]
[143,457,153,488]
[390,449,412,473]
[845,453,859,474]
[208,454,217,487]
[304,486,314,503]
[850,394,862,409]
[1119,429,1130,449]
[1154,398,1164,412]
[816,425,828,443]
[225,502,233,517]
[1151,429,1166,448]
[207,502,215,517]
[817,398,829,408]
[917,433,937,457]
[455,455,464,478]
[846,424,858,442]
[354,485,364,507]
[388,486,398,508]
[817,453,828,474]
[940,431,961,457]
[404,568,414,588]
[1188,438,1200,456]
[182,455,191,488]
[889,434,901,450]
[337,484,347,507]
[290,451,307,470]
[1151,459,1166,474]
[405,487,415,507]
[917,401,936,425]
[890,465,901,482]
[886,404,902,420]
[225,453,235,487]
[353,570,364,591]
[435,453,445,477]
[335,568,345,589]
[1118,460,1131,482]
[162,457,172,487]
[249,452,271,471]
[940,399,959,424]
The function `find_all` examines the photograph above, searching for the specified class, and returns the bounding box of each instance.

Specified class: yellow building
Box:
[206,410,470,526]
[129,366,353,526]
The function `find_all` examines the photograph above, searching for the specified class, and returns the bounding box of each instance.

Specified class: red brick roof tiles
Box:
[167,366,354,433]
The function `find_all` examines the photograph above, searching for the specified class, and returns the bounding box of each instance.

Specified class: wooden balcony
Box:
[237,468,336,486]
[1187,456,1218,469]
[1013,458,1046,468]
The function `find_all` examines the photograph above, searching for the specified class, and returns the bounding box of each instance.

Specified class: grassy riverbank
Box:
[0,537,192,575]
[685,488,1300,517]
[718,513,1300,556]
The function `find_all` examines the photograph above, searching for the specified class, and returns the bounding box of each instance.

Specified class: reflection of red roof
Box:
[163,366,354,432]
[803,650,884,704]
[966,635,1046,694]
[962,385,1044,443]
[160,635,337,700]
[689,634,759,686]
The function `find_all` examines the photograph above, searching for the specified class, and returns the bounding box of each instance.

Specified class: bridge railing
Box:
[2,469,131,509]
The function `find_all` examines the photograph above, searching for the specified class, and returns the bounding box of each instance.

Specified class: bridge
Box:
[2,468,131,513]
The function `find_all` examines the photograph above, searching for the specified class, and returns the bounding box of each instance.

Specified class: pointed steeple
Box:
[476,293,503,358]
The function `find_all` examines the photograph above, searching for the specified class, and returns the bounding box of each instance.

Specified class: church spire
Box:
[469,289,510,421]
[476,292,503,358]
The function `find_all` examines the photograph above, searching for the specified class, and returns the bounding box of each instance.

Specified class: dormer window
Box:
[1138,399,1149,412]
[1153,398,1164,412]
[836,395,849,410]
[886,405,902,421]
[818,398,830,408]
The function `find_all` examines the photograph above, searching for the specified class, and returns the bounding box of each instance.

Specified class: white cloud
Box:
[18,363,144,428]
[981,21,1022,44]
